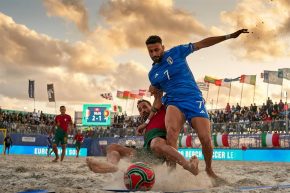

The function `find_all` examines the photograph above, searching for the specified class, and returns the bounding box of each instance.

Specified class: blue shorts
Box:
[162,95,209,123]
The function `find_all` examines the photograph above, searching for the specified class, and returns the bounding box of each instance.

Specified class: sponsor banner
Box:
[179,148,242,161]
[99,140,108,145]
[0,145,87,157]
[21,137,36,142]
[178,148,290,162]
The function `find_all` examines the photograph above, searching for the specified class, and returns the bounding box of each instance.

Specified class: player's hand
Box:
[149,85,161,96]
[154,90,163,98]
[231,29,249,38]
[136,124,146,136]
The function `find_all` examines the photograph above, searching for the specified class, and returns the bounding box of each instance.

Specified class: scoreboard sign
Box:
[82,104,111,126]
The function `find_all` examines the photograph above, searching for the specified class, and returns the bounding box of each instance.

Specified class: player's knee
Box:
[166,131,178,143]
[106,144,118,153]
[198,134,211,145]
[165,121,180,133]
[150,143,162,154]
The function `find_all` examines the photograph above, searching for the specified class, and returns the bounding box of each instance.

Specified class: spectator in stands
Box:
[225,103,231,113]
[278,100,284,112]
[236,103,241,112]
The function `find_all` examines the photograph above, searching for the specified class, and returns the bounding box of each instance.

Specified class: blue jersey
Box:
[149,43,202,99]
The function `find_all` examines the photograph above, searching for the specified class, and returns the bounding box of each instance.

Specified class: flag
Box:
[214,79,231,88]
[224,77,240,82]
[261,133,280,147]
[47,84,55,102]
[263,71,283,85]
[116,91,123,99]
[240,75,256,85]
[129,90,142,99]
[204,75,219,84]
[100,92,113,100]
[212,134,229,147]
[278,68,290,80]
[197,82,209,91]
[123,91,130,99]
[113,105,122,112]
[28,80,35,98]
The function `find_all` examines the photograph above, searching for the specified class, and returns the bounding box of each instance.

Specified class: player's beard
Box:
[142,112,150,122]
[152,53,163,63]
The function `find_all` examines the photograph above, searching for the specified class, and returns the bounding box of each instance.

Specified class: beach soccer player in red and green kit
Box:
[52,105,72,162]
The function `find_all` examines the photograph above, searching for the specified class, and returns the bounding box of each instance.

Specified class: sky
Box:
[0,0,290,117]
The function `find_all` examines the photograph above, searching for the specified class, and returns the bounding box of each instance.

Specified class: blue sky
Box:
[0,0,289,116]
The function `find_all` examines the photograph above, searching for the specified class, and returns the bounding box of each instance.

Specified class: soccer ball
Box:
[124,162,155,191]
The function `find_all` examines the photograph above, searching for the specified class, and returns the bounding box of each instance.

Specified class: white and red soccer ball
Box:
[124,162,155,191]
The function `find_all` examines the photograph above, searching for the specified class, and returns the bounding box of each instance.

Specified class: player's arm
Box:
[193,29,249,50]
[136,88,163,135]
[148,88,163,120]
[54,116,60,127]
[67,117,73,134]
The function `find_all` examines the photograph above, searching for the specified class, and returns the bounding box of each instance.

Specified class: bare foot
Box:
[86,157,118,173]
[184,156,199,176]
[52,156,59,162]
[206,167,218,178]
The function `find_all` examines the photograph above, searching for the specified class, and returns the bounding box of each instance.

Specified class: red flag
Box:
[214,79,222,86]
[123,91,130,99]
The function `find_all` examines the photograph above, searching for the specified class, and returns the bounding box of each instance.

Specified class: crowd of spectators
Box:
[208,98,290,134]
[209,98,289,124]
[0,108,55,134]
[1,97,289,137]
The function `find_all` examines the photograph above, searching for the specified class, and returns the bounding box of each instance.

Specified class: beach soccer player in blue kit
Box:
[139,29,249,178]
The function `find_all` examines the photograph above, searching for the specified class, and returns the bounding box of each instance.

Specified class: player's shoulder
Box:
[169,43,194,53]
[65,114,72,118]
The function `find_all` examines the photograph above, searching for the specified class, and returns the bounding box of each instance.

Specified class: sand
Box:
[0,155,289,193]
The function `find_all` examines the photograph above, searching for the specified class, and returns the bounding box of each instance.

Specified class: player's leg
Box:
[6,145,10,155]
[4,145,6,155]
[76,147,79,158]
[191,117,217,178]
[75,142,80,158]
[47,147,50,157]
[87,144,135,173]
[52,143,59,162]
[52,130,61,162]
[60,133,68,161]
[60,144,66,161]
[165,105,185,168]
[165,105,185,149]
[150,137,199,175]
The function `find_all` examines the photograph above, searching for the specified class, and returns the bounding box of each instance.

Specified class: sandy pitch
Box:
[0,155,289,193]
